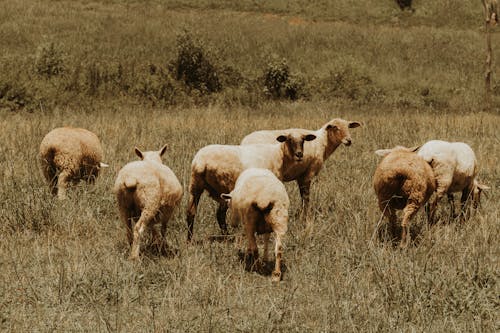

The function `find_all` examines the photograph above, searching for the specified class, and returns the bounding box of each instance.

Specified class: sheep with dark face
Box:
[222,168,289,282]
[186,132,316,241]
[373,146,435,248]
[241,118,362,224]
[39,127,108,199]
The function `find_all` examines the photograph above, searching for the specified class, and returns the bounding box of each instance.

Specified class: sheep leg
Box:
[428,176,452,224]
[400,201,419,248]
[244,221,259,271]
[216,202,229,236]
[186,187,203,242]
[460,188,472,220]
[380,203,398,242]
[56,171,71,200]
[42,164,59,196]
[272,232,284,282]
[158,209,173,250]
[130,209,156,260]
[262,233,270,262]
[297,177,312,225]
[427,190,445,224]
[118,206,135,246]
[447,193,456,219]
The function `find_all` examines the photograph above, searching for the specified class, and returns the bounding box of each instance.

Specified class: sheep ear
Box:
[221,193,232,203]
[477,183,491,191]
[349,121,362,128]
[135,147,144,160]
[375,149,391,157]
[276,135,288,143]
[304,134,317,141]
[159,144,168,157]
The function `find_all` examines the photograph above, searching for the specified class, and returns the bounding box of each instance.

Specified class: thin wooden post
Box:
[482,0,498,111]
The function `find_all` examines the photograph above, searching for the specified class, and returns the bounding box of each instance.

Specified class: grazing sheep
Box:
[114,145,182,260]
[221,168,289,282]
[39,127,109,199]
[186,132,316,241]
[373,146,435,248]
[417,140,490,222]
[241,118,362,223]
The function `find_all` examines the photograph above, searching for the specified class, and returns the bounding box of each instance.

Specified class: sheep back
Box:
[373,151,435,210]
[40,127,104,181]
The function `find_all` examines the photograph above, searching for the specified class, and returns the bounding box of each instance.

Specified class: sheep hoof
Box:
[271,271,282,282]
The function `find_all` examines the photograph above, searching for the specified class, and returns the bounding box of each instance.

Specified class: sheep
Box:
[241,118,362,224]
[417,140,490,222]
[221,168,289,282]
[373,146,436,248]
[114,145,183,260]
[186,132,316,241]
[39,127,109,199]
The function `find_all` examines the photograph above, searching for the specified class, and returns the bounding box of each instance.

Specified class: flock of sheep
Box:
[38,120,489,282]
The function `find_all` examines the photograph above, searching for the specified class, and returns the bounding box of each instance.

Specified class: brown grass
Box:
[0,104,498,331]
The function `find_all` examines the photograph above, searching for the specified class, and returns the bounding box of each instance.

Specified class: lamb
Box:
[39,127,109,199]
[241,118,362,223]
[221,168,289,282]
[417,140,489,222]
[373,146,436,247]
[114,145,183,260]
[186,132,316,241]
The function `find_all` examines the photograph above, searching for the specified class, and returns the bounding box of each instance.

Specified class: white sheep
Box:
[417,140,490,221]
[241,118,362,223]
[114,145,183,260]
[221,168,289,282]
[373,146,436,247]
[39,127,109,199]
[186,132,316,241]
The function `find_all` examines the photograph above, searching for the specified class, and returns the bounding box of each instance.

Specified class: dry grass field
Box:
[1,105,498,331]
[1,0,499,332]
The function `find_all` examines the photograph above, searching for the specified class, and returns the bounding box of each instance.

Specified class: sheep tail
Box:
[252,201,274,214]
[123,176,137,191]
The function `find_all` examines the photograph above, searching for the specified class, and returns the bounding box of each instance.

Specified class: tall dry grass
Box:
[0,104,498,331]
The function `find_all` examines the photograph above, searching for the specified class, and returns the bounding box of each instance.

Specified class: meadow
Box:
[1,1,499,332]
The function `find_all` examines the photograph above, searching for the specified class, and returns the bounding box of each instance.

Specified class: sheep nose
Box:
[295,151,303,159]
[344,139,352,146]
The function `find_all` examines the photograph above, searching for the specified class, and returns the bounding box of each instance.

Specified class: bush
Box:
[319,66,384,104]
[0,78,34,111]
[263,58,306,100]
[170,31,221,94]
[34,42,65,78]
[133,64,186,106]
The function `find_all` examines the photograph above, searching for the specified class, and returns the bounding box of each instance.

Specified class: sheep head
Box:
[276,132,317,161]
[134,144,168,163]
[325,119,362,147]
[472,180,490,208]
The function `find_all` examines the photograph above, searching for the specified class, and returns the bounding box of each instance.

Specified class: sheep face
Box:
[325,119,361,146]
[276,133,316,161]
[135,144,168,164]
[472,181,490,208]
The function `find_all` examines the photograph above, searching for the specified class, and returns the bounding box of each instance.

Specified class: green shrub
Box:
[0,80,34,111]
[263,58,306,100]
[34,42,65,78]
[319,66,384,104]
[170,31,221,94]
[134,64,186,106]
